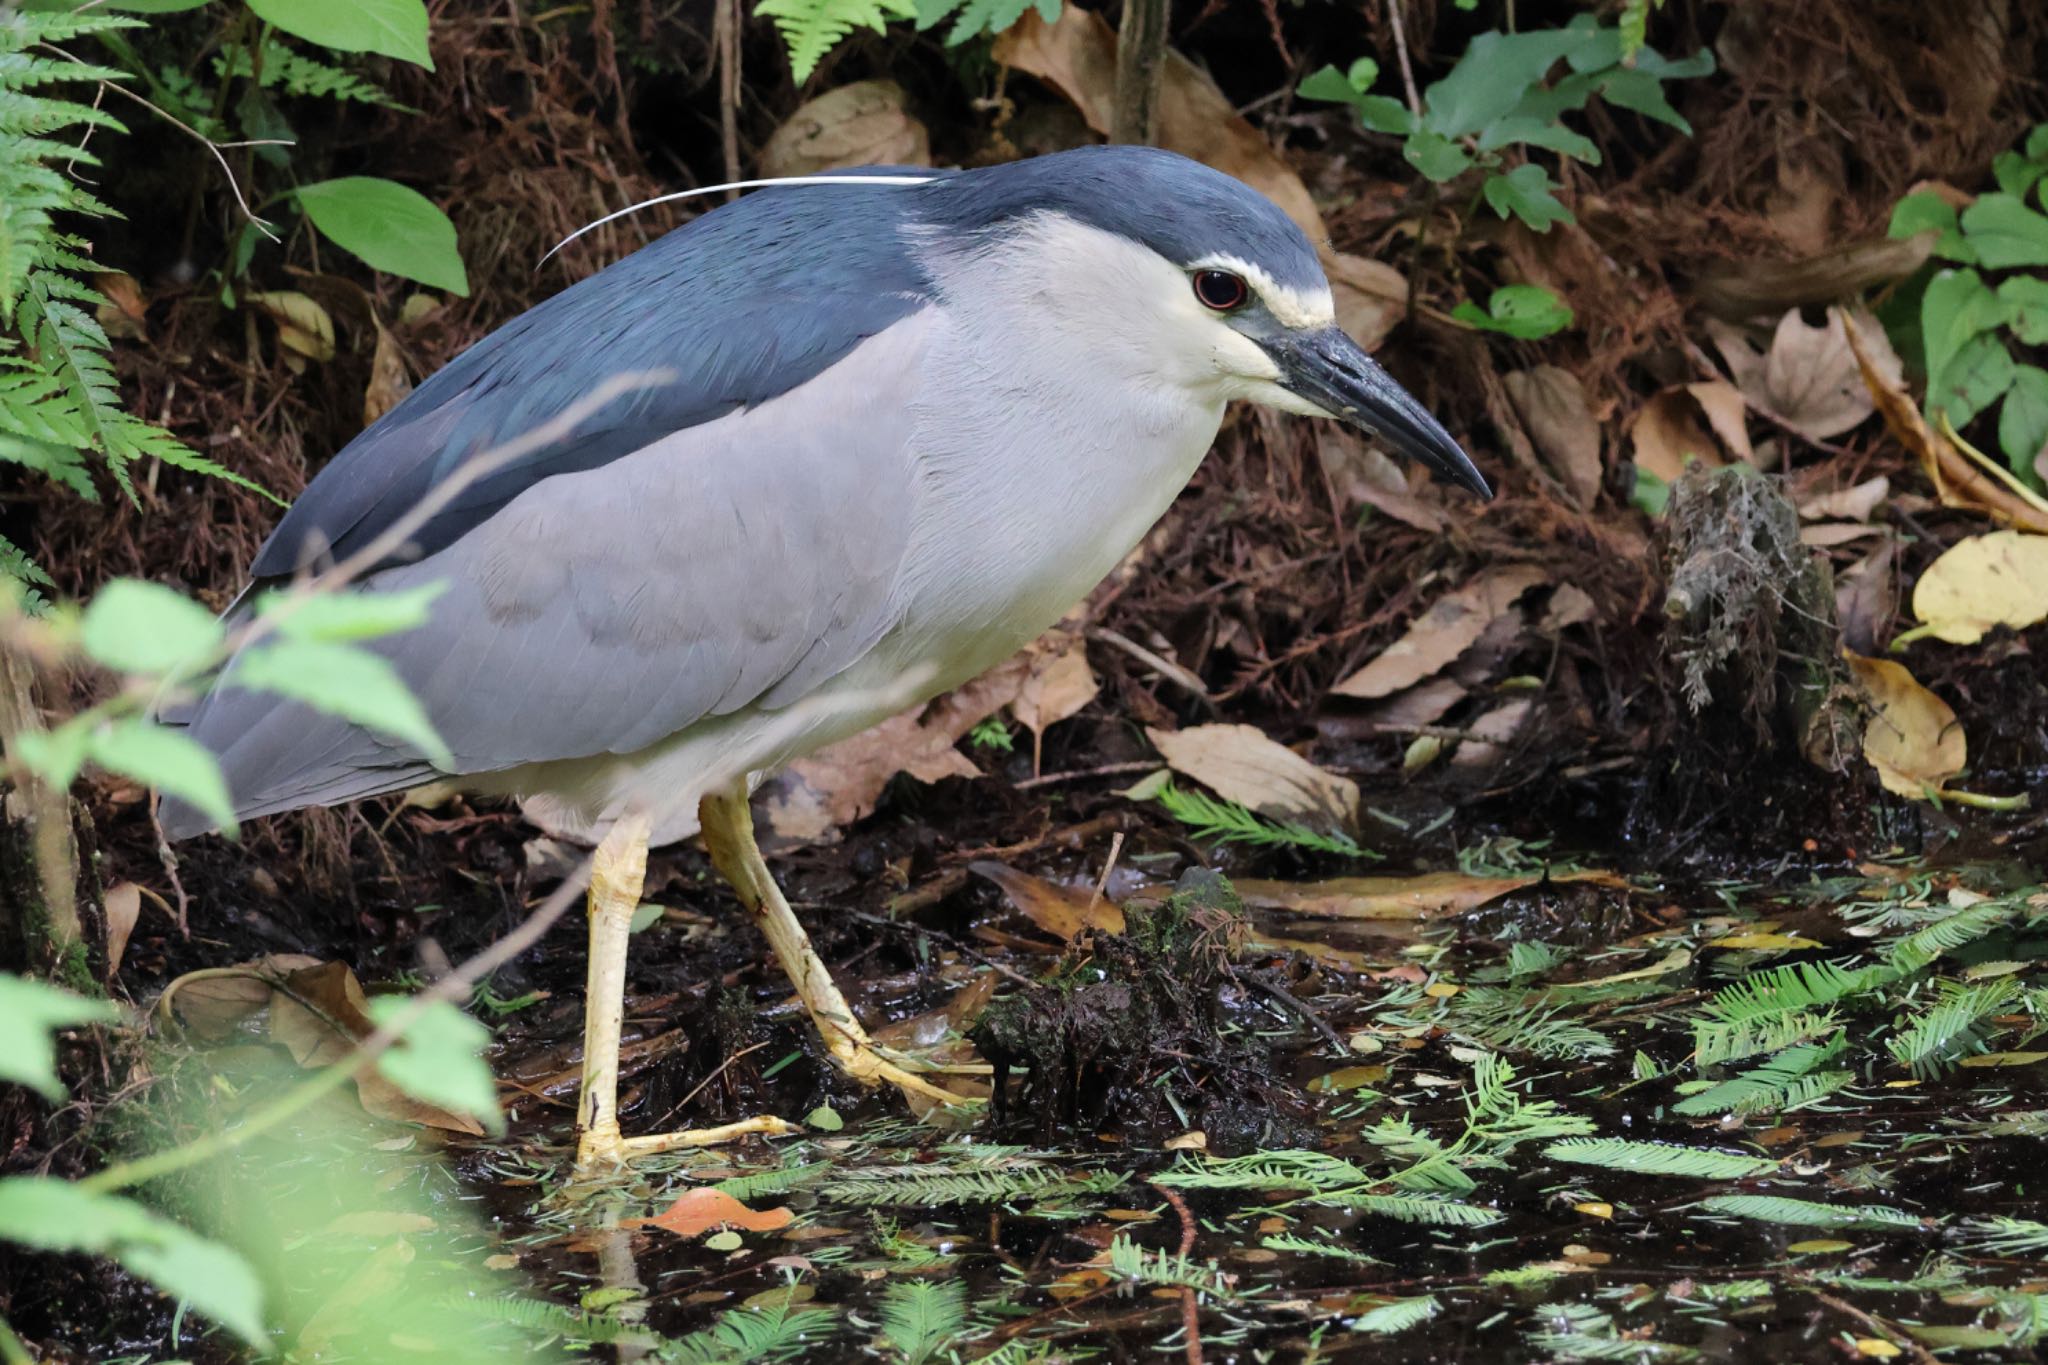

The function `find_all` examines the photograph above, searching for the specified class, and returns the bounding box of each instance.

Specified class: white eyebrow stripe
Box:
[1192,253,1335,330]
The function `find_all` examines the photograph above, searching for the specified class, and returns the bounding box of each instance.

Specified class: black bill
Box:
[1272,326,1491,498]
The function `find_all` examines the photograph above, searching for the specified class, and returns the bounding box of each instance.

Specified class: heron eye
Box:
[1192,269,1249,312]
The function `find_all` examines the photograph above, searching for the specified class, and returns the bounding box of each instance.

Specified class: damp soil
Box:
[17,763,2048,1364]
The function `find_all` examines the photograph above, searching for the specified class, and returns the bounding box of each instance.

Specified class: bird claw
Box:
[575,1114,801,1170]
[831,1039,985,1107]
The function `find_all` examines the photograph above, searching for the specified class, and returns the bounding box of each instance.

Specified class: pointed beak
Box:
[1273,327,1491,498]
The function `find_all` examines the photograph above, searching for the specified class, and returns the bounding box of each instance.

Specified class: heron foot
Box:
[574,1114,800,1170]
[820,1028,987,1107]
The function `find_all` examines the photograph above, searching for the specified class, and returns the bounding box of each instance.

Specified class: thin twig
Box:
[1149,1181,1204,1365]
[1386,0,1423,117]
[1806,1290,1941,1365]
[1084,831,1124,917]
[36,42,287,241]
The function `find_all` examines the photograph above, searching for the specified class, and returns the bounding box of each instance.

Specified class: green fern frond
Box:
[1701,960,1892,1026]
[1696,1194,1924,1232]
[1107,1235,1236,1297]
[214,39,408,109]
[1154,779,1370,857]
[875,1280,967,1364]
[1153,1149,1371,1193]
[818,1162,1124,1206]
[1887,978,2019,1077]
[1449,986,1614,1059]
[1671,1034,1850,1117]
[1463,1052,1596,1152]
[1886,903,2016,974]
[1349,1294,1440,1335]
[1258,1230,1380,1264]
[661,1303,838,1365]
[712,1159,832,1202]
[1694,1009,1838,1067]
[914,0,1060,46]
[1543,1138,1775,1180]
[754,0,917,82]
[445,1294,633,1343]
[1955,1216,2048,1256]
[1351,1192,1503,1226]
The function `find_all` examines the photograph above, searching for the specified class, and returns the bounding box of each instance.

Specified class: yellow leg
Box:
[699,779,981,1108]
[574,811,799,1170]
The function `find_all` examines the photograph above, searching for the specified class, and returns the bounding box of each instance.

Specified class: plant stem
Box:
[1113,0,1171,145]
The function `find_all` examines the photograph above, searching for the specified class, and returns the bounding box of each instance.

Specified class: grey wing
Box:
[166,315,930,835]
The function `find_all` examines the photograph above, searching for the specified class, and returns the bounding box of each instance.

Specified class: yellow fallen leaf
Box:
[1855,1338,1902,1358]
[1898,531,2048,646]
[1707,933,1824,950]
[1574,1202,1614,1220]
[249,290,336,362]
[1787,1239,1853,1254]
[1229,868,1625,920]
[1552,948,1692,989]
[1842,652,1965,799]
[1958,1051,2048,1068]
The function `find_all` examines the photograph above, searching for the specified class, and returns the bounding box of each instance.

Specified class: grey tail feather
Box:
[160,680,442,840]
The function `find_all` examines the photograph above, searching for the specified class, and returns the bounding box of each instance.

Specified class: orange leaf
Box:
[635,1187,793,1238]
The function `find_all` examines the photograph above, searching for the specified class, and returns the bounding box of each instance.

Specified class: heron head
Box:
[919,146,1491,499]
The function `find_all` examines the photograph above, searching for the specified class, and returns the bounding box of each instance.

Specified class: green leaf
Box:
[85,719,237,834]
[755,0,917,83]
[0,974,116,1101]
[1594,67,1692,134]
[79,578,223,676]
[1631,466,1671,517]
[244,0,431,68]
[1889,191,1956,239]
[1420,28,1587,138]
[1402,131,1473,183]
[0,1177,268,1347]
[1475,115,1600,163]
[2000,276,2048,345]
[1483,165,1574,232]
[1544,1138,1777,1179]
[1994,151,2046,199]
[1930,331,2016,430]
[1999,365,2048,482]
[364,997,505,1134]
[2028,123,2048,164]
[230,638,452,766]
[1959,193,2048,270]
[1358,96,1417,136]
[1451,284,1573,339]
[294,178,468,296]
[1920,268,2007,400]
[255,583,446,643]
[1298,64,1361,104]
[806,1103,845,1132]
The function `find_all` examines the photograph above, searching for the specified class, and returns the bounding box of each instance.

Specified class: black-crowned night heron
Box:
[164,145,1489,1167]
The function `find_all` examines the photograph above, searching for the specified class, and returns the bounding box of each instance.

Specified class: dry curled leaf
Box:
[1842,651,1965,799]
[1630,382,1750,479]
[759,80,929,177]
[1504,366,1602,507]
[973,860,1125,941]
[1798,476,1890,523]
[1845,314,2048,533]
[363,316,411,426]
[104,882,141,975]
[1145,722,1359,834]
[1332,565,1548,700]
[1902,530,2048,645]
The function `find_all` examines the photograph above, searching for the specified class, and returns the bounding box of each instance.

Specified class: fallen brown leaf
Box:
[1834,535,1900,655]
[1145,723,1359,834]
[1332,565,1548,700]
[1845,313,2048,533]
[1630,382,1748,480]
[1316,431,1446,532]
[1709,308,1899,443]
[1842,651,1965,799]
[1011,632,1099,754]
[972,860,1124,941]
[1227,869,1625,920]
[759,80,929,178]
[635,1187,794,1238]
[1798,476,1890,523]
[1504,366,1602,508]
[104,882,141,975]
[363,316,411,426]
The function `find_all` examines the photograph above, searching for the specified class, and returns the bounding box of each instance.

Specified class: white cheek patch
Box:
[1191,253,1335,331]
